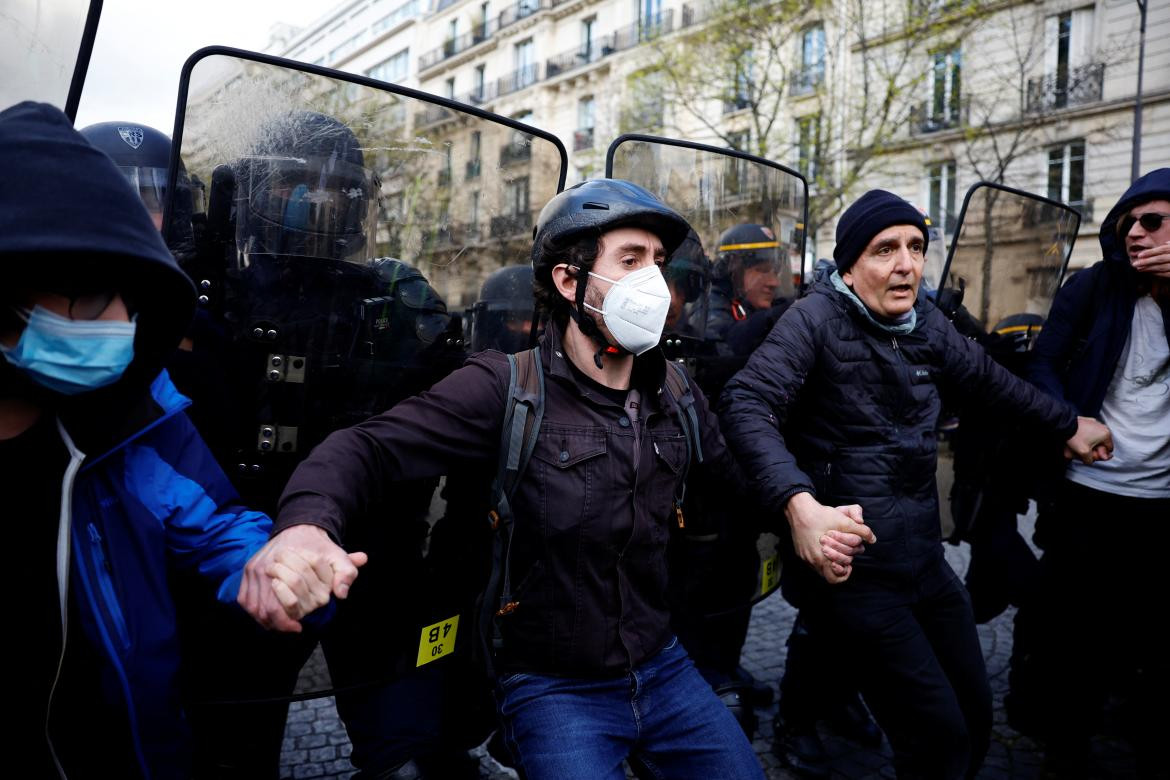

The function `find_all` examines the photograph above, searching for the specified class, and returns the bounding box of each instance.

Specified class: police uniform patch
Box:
[117,127,144,149]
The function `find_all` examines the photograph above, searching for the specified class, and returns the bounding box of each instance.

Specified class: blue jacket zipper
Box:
[87,523,132,651]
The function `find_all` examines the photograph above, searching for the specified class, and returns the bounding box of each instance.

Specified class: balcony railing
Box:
[680,1,716,29]
[466,159,482,180]
[1026,63,1105,113]
[498,0,546,29]
[546,43,608,79]
[490,211,534,238]
[497,63,541,96]
[909,98,967,135]
[544,12,674,82]
[460,82,499,105]
[573,128,595,151]
[789,66,824,97]
[414,103,455,128]
[419,20,498,71]
[500,140,533,166]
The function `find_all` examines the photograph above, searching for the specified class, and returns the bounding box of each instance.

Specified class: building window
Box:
[445,77,456,99]
[467,131,482,179]
[367,48,410,83]
[514,39,536,89]
[575,96,596,151]
[1035,7,1098,110]
[621,71,664,133]
[439,143,453,187]
[373,0,421,33]
[792,24,825,95]
[725,131,751,194]
[506,176,530,216]
[929,48,962,127]
[468,64,486,101]
[641,0,663,27]
[796,117,821,182]
[476,2,490,39]
[581,17,596,60]
[469,191,480,232]
[1047,141,1085,212]
[927,161,957,234]
[724,49,753,113]
[329,32,365,63]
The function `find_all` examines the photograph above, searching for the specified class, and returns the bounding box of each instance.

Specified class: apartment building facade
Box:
[257,0,1165,307]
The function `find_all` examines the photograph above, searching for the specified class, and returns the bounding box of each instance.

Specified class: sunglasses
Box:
[1118,212,1170,238]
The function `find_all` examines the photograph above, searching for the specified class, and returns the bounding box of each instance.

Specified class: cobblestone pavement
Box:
[279,513,1138,779]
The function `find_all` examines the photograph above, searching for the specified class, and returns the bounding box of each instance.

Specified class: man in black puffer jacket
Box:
[719,189,1114,779]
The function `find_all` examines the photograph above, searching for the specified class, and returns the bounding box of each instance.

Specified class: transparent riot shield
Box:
[935,183,1081,623]
[163,48,566,744]
[608,135,809,612]
[1,0,102,119]
[939,182,1080,342]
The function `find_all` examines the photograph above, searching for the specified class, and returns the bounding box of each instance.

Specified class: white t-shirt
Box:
[1068,295,1170,498]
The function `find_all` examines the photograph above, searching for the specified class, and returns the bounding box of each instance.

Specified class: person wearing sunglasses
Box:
[0,101,336,779]
[1024,168,1170,776]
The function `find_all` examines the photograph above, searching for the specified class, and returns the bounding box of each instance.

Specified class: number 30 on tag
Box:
[416,615,460,667]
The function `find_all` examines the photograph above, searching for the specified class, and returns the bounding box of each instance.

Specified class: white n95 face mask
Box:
[583,265,671,355]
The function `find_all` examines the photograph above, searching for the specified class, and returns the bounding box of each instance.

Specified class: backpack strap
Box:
[478,345,543,678]
[661,360,703,528]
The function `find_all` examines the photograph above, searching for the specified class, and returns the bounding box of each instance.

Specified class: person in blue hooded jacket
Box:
[0,101,339,779]
[1020,168,1170,776]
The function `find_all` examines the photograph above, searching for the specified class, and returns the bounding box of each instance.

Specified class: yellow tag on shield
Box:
[416,615,460,667]
[761,554,780,595]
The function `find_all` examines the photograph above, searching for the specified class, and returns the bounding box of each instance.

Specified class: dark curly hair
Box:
[532,231,601,327]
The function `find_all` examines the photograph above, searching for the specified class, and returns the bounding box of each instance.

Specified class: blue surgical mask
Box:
[0,305,137,395]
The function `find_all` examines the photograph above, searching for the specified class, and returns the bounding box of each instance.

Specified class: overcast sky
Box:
[74,0,330,133]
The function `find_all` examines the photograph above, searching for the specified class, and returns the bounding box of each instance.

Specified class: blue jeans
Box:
[495,636,764,780]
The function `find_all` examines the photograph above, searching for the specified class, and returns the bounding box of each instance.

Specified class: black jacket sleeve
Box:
[717,301,822,511]
[274,352,508,539]
[935,311,1079,439]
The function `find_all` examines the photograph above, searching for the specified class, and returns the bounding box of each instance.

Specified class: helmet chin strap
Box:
[569,267,626,369]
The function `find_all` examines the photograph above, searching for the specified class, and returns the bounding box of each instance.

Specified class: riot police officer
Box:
[707,223,791,353]
[173,109,478,779]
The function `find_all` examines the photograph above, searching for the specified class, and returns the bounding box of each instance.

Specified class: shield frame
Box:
[162,45,569,247]
[940,180,1083,313]
[604,132,811,289]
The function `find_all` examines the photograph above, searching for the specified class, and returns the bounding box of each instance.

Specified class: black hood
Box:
[0,101,195,399]
[1099,167,1170,264]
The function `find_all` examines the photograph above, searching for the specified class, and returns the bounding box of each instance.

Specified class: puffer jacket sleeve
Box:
[718,300,822,510]
[128,411,273,605]
[936,310,1078,438]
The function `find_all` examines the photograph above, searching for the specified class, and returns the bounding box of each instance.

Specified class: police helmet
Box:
[237,111,377,263]
[713,223,782,282]
[79,121,199,230]
[991,312,1044,352]
[468,265,536,353]
[530,179,690,285]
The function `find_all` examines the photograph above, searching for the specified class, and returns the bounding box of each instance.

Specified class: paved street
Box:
[278,512,1139,779]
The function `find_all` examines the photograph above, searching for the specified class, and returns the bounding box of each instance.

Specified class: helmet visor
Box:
[239,153,378,261]
[118,165,169,224]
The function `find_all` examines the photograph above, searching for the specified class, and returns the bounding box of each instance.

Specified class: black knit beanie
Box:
[832,189,928,273]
